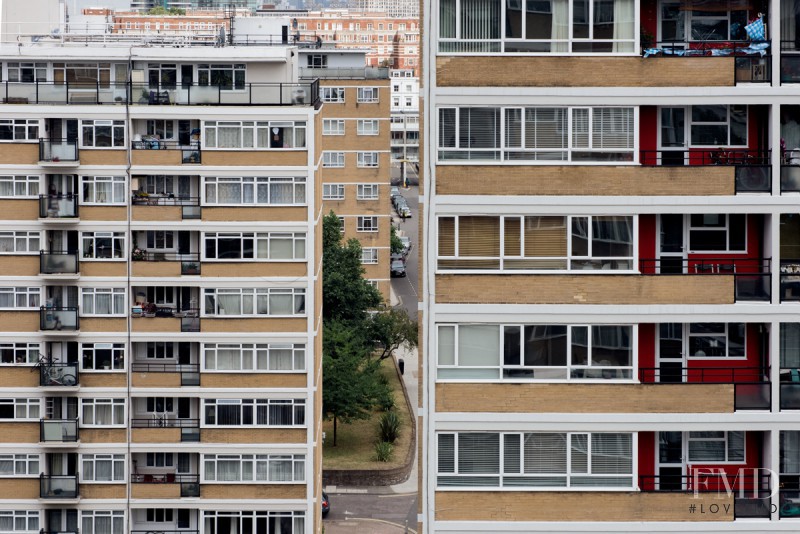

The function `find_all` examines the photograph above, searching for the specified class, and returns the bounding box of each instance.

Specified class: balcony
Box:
[131,473,200,497]
[40,307,79,332]
[780,260,800,301]
[639,258,772,302]
[131,194,201,220]
[39,362,79,387]
[39,474,78,499]
[131,139,201,165]
[299,66,389,79]
[0,80,321,107]
[131,418,200,442]
[39,195,78,219]
[779,369,800,409]
[38,139,79,165]
[639,367,770,410]
[40,419,79,442]
[639,473,771,518]
[781,50,800,83]
[640,149,771,193]
[40,251,79,275]
[131,362,200,386]
[131,252,201,276]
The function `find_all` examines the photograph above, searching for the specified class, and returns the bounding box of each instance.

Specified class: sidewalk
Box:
[323,519,416,534]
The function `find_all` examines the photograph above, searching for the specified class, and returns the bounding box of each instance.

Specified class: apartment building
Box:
[0,25,323,534]
[390,69,419,164]
[420,0,800,532]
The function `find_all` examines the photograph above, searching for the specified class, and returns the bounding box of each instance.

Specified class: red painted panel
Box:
[688,432,764,492]
[640,106,658,154]
[638,324,656,377]
[639,432,656,490]
[639,214,657,274]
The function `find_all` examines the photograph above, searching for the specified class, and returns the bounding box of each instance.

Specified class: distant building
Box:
[356,0,418,18]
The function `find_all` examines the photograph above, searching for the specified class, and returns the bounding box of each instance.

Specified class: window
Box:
[204,177,306,205]
[0,120,39,142]
[81,454,125,482]
[0,287,40,309]
[81,232,125,260]
[357,119,380,135]
[307,55,327,68]
[0,343,39,365]
[690,105,747,147]
[198,63,245,89]
[438,0,635,54]
[437,432,633,488]
[357,152,380,167]
[0,511,38,533]
[203,454,305,482]
[0,232,39,254]
[203,233,306,261]
[203,343,305,372]
[81,343,125,371]
[688,214,746,252]
[203,512,304,534]
[7,62,46,82]
[145,231,174,250]
[323,119,345,136]
[357,184,379,200]
[438,215,634,271]
[0,454,38,477]
[146,509,172,523]
[81,120,125,148]
[0,176,38,198]
[144,341,190,360]
[357,87,380,103]
[203,399,306,426]
[323,184,344,200]
[361,248,379,264]
[357,216,379,232]
[687,431,745,462]
[145,397,174,413]
[81,511,124,534]
[0,398,40,420]
[321,87,345,103]
[81,176,125,205]
[147,63,177,89]
[203,121,306,149]
[660,1,748,44]
[438,324,632,380]
[146,453,174,467]
[338,216,346,233]
[81,288,125,316]
[203,288,306,316]
[322,151,345,168]
[146,119,175,140]
[81,398,125,426]
[439,106,634,162]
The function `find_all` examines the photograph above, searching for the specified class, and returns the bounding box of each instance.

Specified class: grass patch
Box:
[322,358,412,470]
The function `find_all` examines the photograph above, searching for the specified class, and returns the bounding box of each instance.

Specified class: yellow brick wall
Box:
[201,150,307,167]
[0,256,38,276]
[0,143,38,164]
[0,423,38,443]
[200,428,306,444]
[201,483,305,499]
[200,373,306,388]
[202,206,307,222]
[0,200,38,220]
[200,317,307,333]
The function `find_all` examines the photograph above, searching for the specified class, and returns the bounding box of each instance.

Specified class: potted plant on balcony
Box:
[133,190,150,204]
[132,247,146,261]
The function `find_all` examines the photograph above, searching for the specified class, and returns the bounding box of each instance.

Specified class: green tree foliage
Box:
[368,305,418,361]
[148,7,185,15]
[390,224,404,255]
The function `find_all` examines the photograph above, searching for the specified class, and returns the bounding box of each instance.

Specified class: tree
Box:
[322,320,385,446]
[148,7,185,15]
[322,211,382,322]
[390,224,404,255]
[369,305,418,361]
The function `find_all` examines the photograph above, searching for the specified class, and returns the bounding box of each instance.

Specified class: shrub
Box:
[378,411,401,443]
[377,389,395,412]
[374,440,394,462]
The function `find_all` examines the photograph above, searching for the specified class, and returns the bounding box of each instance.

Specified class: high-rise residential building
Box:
[389,69,419,165]
[420,0,800,532]
[0,13,324,534]
[356,0,419,18]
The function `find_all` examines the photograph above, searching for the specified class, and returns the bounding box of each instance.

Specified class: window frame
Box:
[0,343,39,365]
[81,232,125,260]
[0,287,40,310]
[202,343,306,373]
[81,342,125,371]
[202,398,306,427]
[687,214,747,253]
[81,176,126,205]
[361,248,379,264]
[202,453,305,483]
[357,151,380,168]
[687,431,746,463]
[203,232,306,261]
[80,398,126,427]
[80,120,125,149]
[203,121,306,150]
[0,510,39,533]
[320,87,345,103]
[357,216,379,232]
[357,119,380,136]
[357,184,380,200]
[688,105,748,148]
[0,175,39,198]
[0,398,40,420]
[322,151,345,168]
[0,231,40,255]
[80,453,125,483]
[202,287,306,317]
[203,176,306,206]
[322,184,345,200]
[357,87,380,103]
[0,119,39,142]
[0,454,39,477]
[322,119,345,136]
[80,287,125,317]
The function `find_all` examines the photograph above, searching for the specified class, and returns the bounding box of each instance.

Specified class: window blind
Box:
[459,216,500,257]
[438,217,456,256]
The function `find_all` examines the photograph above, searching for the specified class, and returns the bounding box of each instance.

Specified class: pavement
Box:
[323,284,419,533]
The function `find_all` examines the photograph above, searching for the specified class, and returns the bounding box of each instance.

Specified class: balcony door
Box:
[658,323,685,383]
[658,214,686,273]
[657,431,686,490]
[659,107,688,165]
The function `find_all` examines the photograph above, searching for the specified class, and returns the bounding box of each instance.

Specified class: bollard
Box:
[398,358,405,375]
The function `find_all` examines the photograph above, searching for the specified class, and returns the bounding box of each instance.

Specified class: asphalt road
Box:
[324,492,418,532]
[391,184,419,318]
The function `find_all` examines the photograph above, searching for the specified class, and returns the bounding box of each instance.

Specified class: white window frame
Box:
[685,323,746,359]
[0,231,40,254]
[357,151,380,168]
[80,511,124,534]
[357,87,380,103]
[688,105,748,148]
[80,120,125,149]
[0,398,40,420]
[361,248,379,264]
[0,510,39,533]
[687,214,747,253]
[202,453,305,483]
[0,454,39,477]
[203,121,306,149]
[322,119,345,136]
[0,287,40,310]
[0,176,39,198]
[81,176,126,205]
[81,232,125,260]
[6,62,46,82]
[0,119,39,142]
[80,288,125,317]
[80,454,125,483]
[202,343,306,372]
[81,342,125,371]
[202,287,306,317]
[0,343,39,365]
[338,216,346,233]
[203,511,304,534]
[357,216,379,232]
[80,398,126,427]
[357,119,380,135]
[202,398,306,427]
[357,184,380,200]
[203,176,306,206]
[687,431,745,463]
[203,232,306,261]
[322,151,345,168]
[322,184,345,200]
[320,87,345,103]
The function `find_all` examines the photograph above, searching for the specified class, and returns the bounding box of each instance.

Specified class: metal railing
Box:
[735,56,772,83]
[182,315,200,333]
[781,54,800,84]
[40,307,79,331]
[650,39,771,56]
[0,80,321,107]
[780,260,800,302]
[131,362,198,373]
[130,140,201,164]
[39,138,78,163]
[640,149,772,192]
[131,194,200,206]
[39,194,78,219]
[639,473,772,518]
[131,473,200,497]
[299,66,390,79]
[131,418,199,429]
[639,366,767,383]
[130,530,198,534]
[39,419,78,442]
[40,251,79,274]
[639,257,772,301]
[131,252,201,275]
[40,474,78,499]
[39,362,78,387]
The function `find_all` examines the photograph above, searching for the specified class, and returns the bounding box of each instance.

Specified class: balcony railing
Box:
[39,362,78,387]
[639,149,772,192]
[40,530,78,534]
[131,139,201,164]
[779,369,800,409]
[131,473,200,497]
[40,307,79,331]
[40,251,79,275]
[39,138,78,163]
[40,419,79,442]
[0,81,321,107]
[39,194,78,219]
[639,257,772,301]
[40,474,78,499]
[299,66,389,79]
[781,52,800,84]
[639,367,770,410]
[131,530,198,534]
[131,252,200,275]
[647,39,771,58]
[131,362,200,386]
[639,473,772,518]
[131,417,200,442]
[735,56,772,83]
[780,260,800,302]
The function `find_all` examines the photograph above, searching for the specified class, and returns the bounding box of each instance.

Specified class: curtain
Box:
[216,126,241,148]
[781,323,800,367]
[216,294,242,315]
[269,348,292,371]
[256,182,270,203]
[270,182,293,204]
[268,457,292,481]
[551,0,570,52]
[268,293,292,316]
[95,403,112,425]
[612,0,635,52]
[216,348,240,370]
[459,325,500,366]
[269,404,291,425]
[217,182,242,204]
[217,458,240,481]
[95,458,112,481]
[782,431,800,473]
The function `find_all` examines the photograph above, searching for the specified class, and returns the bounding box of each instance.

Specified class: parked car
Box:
[397,205,412,218]
[322,491,330,517]
[391,252,405,262]
[393,195,406,209]
[399,236,412,254]
[391,259,407,277]
[390,186,400,199]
